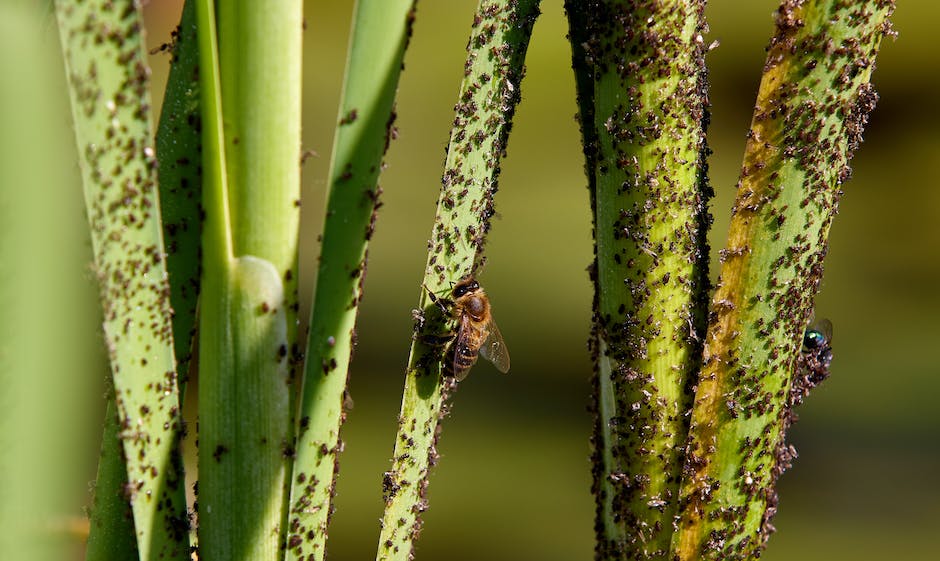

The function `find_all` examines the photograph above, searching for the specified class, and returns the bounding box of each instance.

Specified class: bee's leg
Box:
[415,327,457,379]
[419,330,455,347]
[419,284,456,345]
[422,283,452,314]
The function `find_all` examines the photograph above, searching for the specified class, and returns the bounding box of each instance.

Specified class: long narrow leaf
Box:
[286,1,416,559]
[54,1,190,559]
[376,2,541,560]
[566,1,712,558]
[84,402,139,561]
[195,0,302,559]
[156,0,202,394]
[672,2,895,559]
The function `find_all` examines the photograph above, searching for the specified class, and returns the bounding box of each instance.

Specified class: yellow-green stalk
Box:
[566,1,711,558]
[671,2,895,559]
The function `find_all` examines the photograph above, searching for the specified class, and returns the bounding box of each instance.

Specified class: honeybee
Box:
[425,276,510,381]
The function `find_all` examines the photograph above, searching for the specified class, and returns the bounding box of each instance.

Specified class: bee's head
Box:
[453,277,479,298]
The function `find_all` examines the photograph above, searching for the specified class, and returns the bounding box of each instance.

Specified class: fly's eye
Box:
[803,329,825,350]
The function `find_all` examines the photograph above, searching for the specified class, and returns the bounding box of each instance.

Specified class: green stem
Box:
[218,0,302,314]
[84,401,139,561]
[54,1,190,559]
[156,0,202,394]
[671,2,895,559]
[195,1,301,560]
[375,2,541,560]
[285,1,416,559]
[567,1,711,558]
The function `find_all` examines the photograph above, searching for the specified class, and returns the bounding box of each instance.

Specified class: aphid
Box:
[425,276,510,381]
[790,317,833,407]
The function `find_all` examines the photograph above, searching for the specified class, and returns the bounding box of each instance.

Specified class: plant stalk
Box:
[156,0,202,394]
[285,1,416,559]
[566,1,711,558]
[671,2,895,559]
[375,1,541,560]
[54,1,190,559]
[195,0,302,559]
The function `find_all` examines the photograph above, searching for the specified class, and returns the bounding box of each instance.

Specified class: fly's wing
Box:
[810,318,833,343]
[478,316,510,374]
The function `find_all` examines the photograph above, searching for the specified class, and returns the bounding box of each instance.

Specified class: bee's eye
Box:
[453,279,478,298]
[803,329,825,350]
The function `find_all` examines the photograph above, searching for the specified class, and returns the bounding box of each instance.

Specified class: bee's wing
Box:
[453,314,475,381]
[478,317,510,374]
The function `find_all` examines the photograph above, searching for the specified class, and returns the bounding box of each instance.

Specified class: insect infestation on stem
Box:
[791,318,834,407]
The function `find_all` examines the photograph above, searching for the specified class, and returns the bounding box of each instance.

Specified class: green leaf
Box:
[156,0,202,394]
[376,2,541,560]
[285,1,416,559]
[54,1,190,559]
[672,2,895,559]
[194,1,302,559]
[566,1,712,557]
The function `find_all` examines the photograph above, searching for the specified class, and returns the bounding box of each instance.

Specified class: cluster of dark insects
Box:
[791,317,833,407]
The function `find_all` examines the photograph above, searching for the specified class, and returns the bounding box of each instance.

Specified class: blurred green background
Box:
[8,0,936,559]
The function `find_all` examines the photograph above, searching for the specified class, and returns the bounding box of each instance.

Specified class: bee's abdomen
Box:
[454,345,478,374]
[444,340,479,380]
